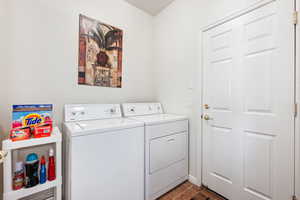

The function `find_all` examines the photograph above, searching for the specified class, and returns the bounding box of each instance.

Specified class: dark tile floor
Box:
[157,181,225,200]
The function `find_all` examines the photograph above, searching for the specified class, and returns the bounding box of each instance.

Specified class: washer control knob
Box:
[110,108,116,114]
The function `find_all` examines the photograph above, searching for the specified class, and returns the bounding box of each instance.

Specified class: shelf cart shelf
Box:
[2,127,62,200]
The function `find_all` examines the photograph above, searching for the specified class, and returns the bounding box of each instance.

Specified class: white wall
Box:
[0,0,10,198]
[0,0,11,135]
[153,0,263,183]
[0,0,155,133]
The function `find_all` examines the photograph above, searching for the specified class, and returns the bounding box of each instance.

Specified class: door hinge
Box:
[293,195,298,200]
[295,103,298,117]
[294,11,298,25]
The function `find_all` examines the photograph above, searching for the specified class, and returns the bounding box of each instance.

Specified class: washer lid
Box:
[129,114,188,125]
[64,118,144,137]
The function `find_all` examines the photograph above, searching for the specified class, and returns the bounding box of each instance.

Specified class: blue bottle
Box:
[39,156,47,184]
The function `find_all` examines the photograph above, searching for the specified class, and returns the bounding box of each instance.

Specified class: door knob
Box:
[202,114,213,121]
[0,151,8,164]
[204,104,210,109]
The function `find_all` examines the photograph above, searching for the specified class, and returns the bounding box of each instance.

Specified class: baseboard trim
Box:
[188,175,200,186]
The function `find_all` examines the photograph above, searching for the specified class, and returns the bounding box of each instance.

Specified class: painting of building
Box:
[78,14,123,88]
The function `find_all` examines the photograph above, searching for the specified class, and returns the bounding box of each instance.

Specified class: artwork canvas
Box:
[78,14,123,88]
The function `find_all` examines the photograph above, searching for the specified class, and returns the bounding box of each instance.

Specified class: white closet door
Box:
[202,17,241,200]
[202,1,295,200]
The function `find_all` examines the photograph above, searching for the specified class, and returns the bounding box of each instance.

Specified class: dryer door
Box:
[149,132,187,173]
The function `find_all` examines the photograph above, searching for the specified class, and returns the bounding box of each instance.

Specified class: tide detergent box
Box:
[12,104,53,128]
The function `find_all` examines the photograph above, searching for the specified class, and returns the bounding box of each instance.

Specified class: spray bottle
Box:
[48,148,56,181]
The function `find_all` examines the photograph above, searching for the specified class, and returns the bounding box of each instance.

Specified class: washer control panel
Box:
[64,104,121,122]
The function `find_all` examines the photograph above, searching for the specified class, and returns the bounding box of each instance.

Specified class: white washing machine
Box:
[63,104,145,200]
[122,103,189,200]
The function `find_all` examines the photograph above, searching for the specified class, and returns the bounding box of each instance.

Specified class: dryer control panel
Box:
[64,104,122,122]
[122,103,163,117]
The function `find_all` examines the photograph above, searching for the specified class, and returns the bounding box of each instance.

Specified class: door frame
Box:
[295,0,300,198]
[196,1,297,197]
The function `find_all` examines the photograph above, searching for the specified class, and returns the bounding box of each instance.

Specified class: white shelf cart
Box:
[2,127,62,200]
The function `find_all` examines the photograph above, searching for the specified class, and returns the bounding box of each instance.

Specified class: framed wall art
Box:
[78,14,123,88]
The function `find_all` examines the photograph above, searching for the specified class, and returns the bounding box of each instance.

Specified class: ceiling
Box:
[124,0,175,16]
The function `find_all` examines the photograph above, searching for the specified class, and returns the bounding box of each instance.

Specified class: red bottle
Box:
[48,148,56,181]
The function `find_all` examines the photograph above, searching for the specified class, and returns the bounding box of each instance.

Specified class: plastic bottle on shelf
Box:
[39,156,47,184]
[25,153,39,188]
[13,161,24,190]
[48,148,56,181]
